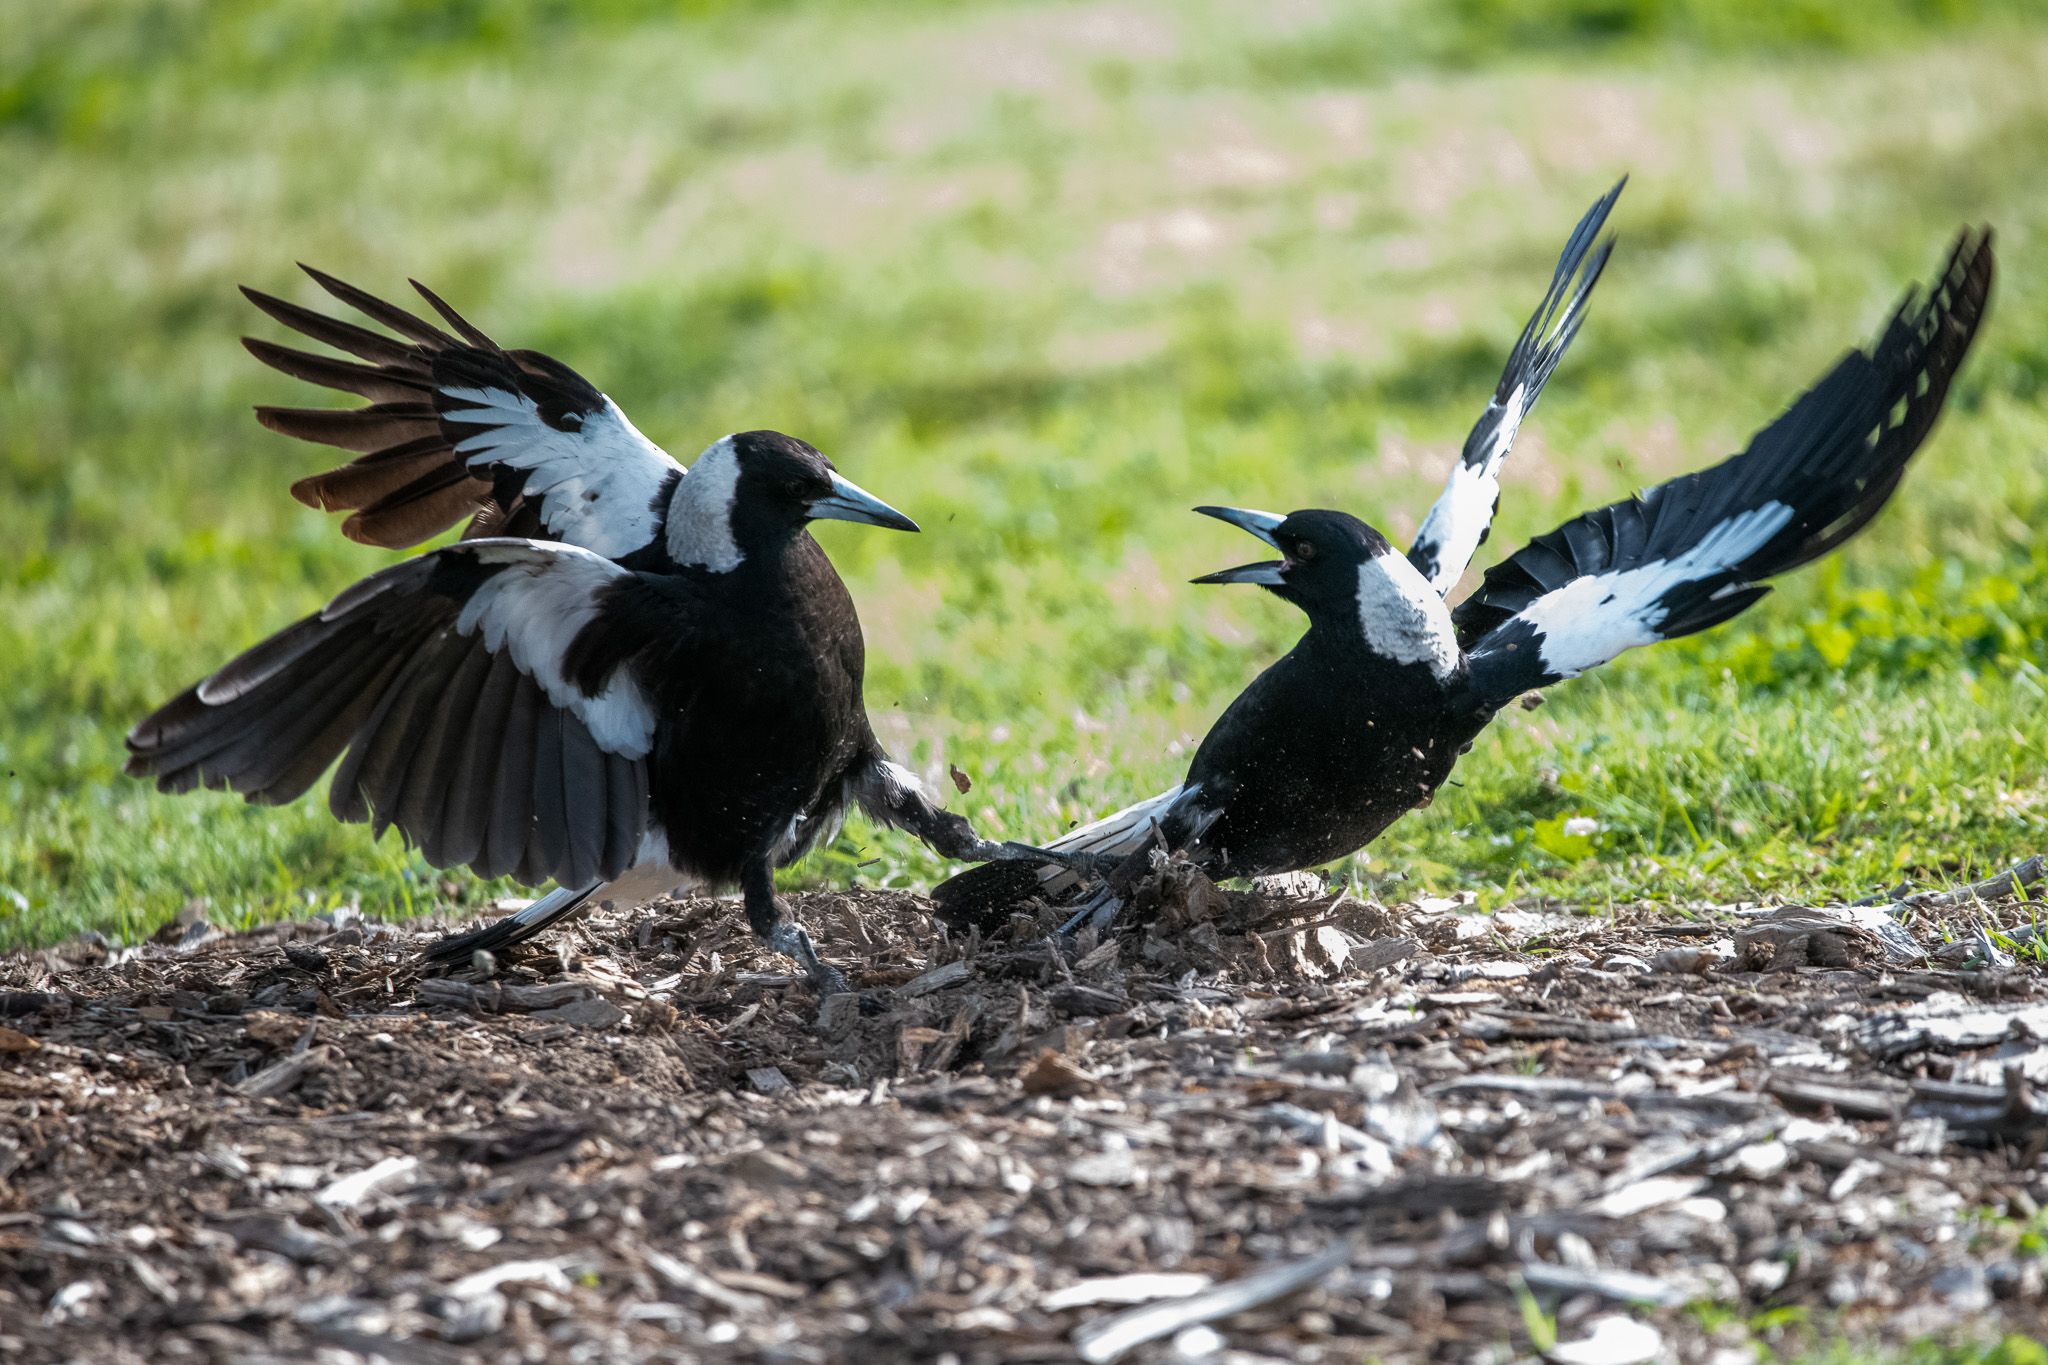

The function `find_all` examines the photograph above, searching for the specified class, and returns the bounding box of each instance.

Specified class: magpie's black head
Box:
[1192,506,1392,617]
[668,430,916,572]
[721,430,918,537]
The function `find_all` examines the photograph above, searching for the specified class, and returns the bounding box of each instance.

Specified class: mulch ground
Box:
[4,859,2048,1363]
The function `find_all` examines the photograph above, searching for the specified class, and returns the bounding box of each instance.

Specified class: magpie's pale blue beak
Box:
[810,471,919,532]
[1192,505,1287,585]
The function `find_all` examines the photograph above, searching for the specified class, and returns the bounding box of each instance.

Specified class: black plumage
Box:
[936,226,1994,932]
[132,275,1026,987]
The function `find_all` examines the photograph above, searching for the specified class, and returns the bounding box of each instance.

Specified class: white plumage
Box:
[1410,382,1525,597]
[452,540,658,757]
[1355,548,1460,680]
[441,386,681,560]
[1515,500,1794,679]
[665,436,746,572]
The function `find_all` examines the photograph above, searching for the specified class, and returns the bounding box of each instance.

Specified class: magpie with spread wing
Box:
[933,180,1622,916]
[937,223,1993,932]
[128,273,1021,988]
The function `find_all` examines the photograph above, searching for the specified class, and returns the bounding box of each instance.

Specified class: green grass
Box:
[6,0,2048,948]
[1777,1336,2048,1365]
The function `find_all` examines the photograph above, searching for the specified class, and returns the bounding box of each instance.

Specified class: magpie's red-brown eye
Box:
[1291,540,1317,562]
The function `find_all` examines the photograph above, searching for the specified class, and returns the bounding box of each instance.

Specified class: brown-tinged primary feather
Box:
[299,264,461,349]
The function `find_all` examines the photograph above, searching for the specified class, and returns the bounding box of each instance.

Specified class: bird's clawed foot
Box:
[765,921,849,997]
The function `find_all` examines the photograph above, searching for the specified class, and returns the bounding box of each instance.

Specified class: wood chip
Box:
[897,960,971,998]
[244,1011,310,1048]
[1521,1263,1683,1308]
[447,1257,577,1299]
[747,1066,793,1095]
[643,1247,769,1314]
[1072,1237,1353,1363]
[1019,1049,1095,1096]
[316,1156,419,1210]
[233,1044,334,1098]
[1043,1273,1214,1311]
[531,994,626,1029]
[1545,1314,1664,1365]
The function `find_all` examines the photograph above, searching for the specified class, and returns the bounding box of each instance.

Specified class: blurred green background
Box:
[5,0,2047,948]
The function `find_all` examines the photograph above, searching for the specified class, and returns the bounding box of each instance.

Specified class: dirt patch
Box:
[4,865,2048,1362]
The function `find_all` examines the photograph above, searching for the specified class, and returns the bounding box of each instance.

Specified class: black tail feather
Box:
[421,884,598,966]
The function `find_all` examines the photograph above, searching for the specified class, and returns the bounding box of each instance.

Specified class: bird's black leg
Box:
[851,756,1064,865]
[891,802,1017,864]
[741,857,848,997]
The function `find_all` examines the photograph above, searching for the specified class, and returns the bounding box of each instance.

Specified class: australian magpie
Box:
[936,222,1994,932]
[127,273,1022,989]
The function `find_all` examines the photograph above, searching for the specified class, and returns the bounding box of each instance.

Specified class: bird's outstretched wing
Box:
[126,539,668,889]
[1407,179,1624,596]
[1455,227,1993,705]
[243,268,683,557]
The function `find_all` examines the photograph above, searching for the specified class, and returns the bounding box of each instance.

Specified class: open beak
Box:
[809,471,919,532]
[1191,504,1287,586]
[1192,560,1286,586]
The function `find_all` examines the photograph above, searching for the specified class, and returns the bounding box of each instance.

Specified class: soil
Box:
[4,861,2048,1363]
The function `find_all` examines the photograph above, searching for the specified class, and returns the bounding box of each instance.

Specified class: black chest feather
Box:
[605,535,871,881]
[1184,633,1479,877]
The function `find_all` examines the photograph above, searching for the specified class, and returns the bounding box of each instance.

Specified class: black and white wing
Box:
[243,268,683,557]
[1407,179,1624,596]
[125,540,664,890]
[1455,227,1993,706]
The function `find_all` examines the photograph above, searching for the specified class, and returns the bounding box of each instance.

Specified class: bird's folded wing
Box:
[1408,179,1623,597]
[125,539,661,889]
[1454,227,1994,703]
[244,268,683,556]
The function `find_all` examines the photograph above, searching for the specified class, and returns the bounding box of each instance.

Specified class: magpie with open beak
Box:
[937,212,1994,933]
[126,272,1022,989]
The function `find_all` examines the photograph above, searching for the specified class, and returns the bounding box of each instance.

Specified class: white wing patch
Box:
[441,386,680,559]
[452,540,658,758]
[1477,384,1527,478]
[1357,549,1460,680]
[1410,382,1525,597]
[665,435,744,573]
[1517,501,1795,679]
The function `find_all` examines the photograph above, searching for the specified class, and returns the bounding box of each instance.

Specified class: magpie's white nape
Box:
[133,272,1031,993]
[936,221,1995,936]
